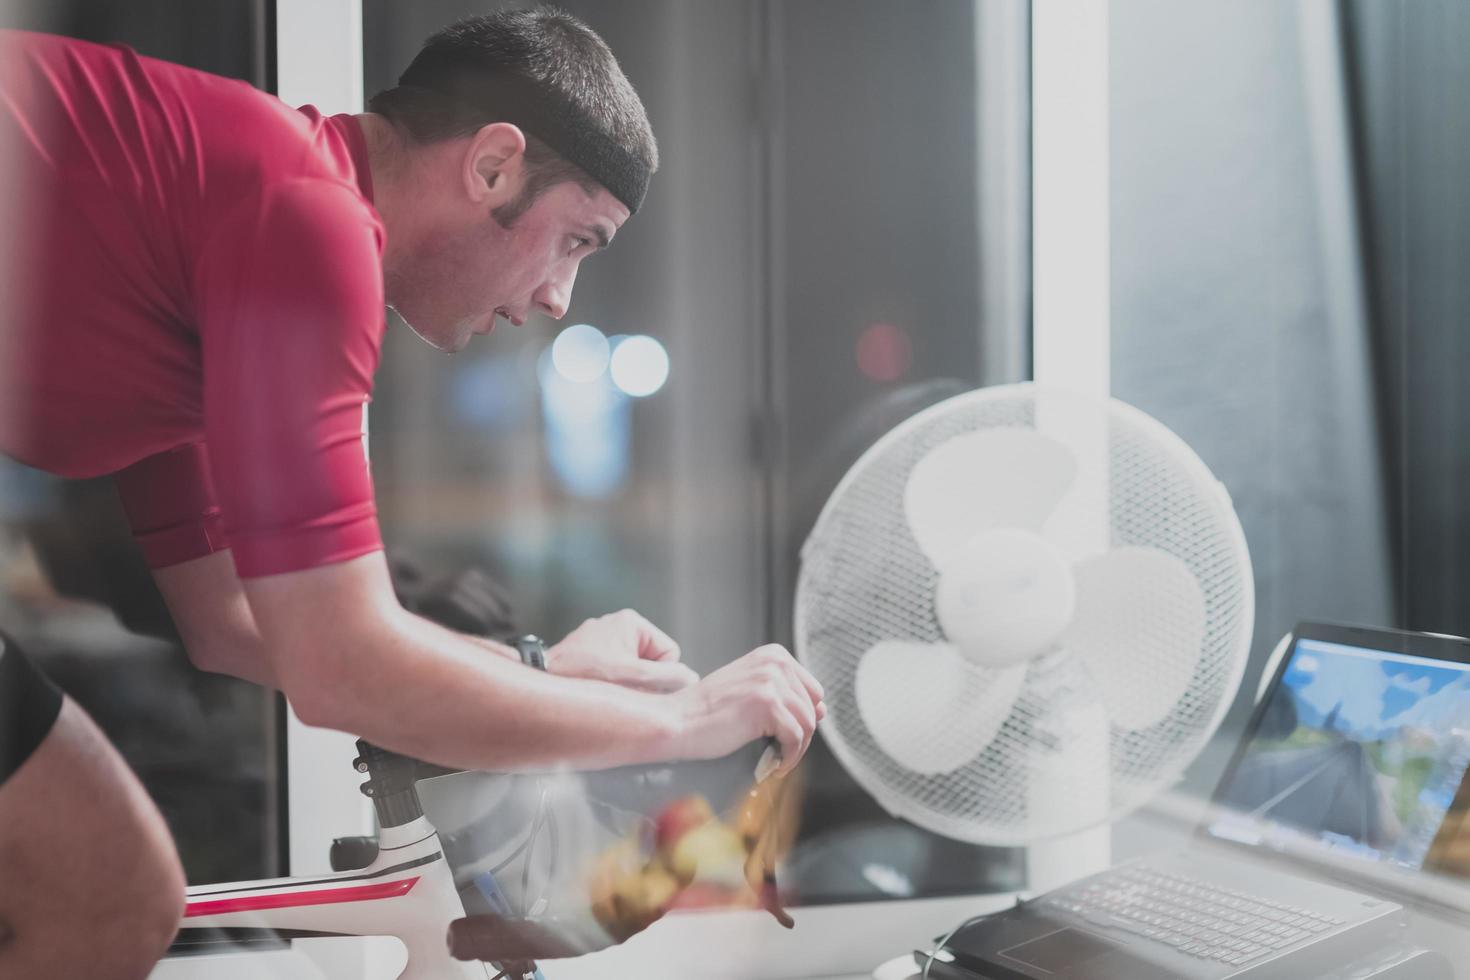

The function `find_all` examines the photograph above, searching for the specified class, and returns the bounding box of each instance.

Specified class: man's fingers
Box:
[769,704,805,775]
[784,687,817,763]
[639,619,681,662]
[628,659,699,692]
[787,658,825,710]
[615,609,681,662]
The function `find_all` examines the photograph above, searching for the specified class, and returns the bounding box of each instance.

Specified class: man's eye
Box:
[571,236,592,253]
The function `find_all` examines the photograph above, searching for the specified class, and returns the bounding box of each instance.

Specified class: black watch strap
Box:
[515,634,548,671]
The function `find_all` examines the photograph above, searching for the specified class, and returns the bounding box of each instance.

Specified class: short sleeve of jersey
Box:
[189,177,386,578]
[114,441,227,567]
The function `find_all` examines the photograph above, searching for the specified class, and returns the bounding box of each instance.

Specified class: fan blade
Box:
[904,428,1076,570]
[1063,547,1207,731]
[855,640,1026,775]
[934,528,1076,668]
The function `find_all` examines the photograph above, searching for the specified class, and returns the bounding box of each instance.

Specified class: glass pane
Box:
[1109,2,1470,884]
[362,0,1029,904]
[1109,0,1394,799]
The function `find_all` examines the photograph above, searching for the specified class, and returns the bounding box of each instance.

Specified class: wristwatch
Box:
[515,634,548,671]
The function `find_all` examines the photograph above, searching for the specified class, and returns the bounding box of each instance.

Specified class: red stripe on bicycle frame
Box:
[184,877,420,918]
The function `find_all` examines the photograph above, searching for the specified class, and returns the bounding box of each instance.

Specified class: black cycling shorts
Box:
[0,633,64,786]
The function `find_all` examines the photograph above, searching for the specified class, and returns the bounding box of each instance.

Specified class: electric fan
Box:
[794,383,1253,848]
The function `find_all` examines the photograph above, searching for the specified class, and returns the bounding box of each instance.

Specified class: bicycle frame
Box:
[174,813,486,978]
[164,741,519,979]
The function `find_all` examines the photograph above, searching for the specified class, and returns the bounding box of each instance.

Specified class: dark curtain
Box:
[1343,0,1470,639]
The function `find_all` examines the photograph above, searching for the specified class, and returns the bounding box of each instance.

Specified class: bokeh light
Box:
[538,345,630,498]
[609,335,670,397]
[856,321,913,383]
[550,323,610,383]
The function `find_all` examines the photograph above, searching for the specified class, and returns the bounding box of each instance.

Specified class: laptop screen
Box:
[1205,630,1470,884]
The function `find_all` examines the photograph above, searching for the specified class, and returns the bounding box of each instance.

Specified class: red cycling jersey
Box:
[0,31,386,578]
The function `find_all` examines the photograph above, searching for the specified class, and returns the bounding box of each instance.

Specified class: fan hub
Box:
[934,527,1075,668]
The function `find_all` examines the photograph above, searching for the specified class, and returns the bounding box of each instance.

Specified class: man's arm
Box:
[153,551,277,687]
[153,553,681,692]
[157,550,677,769]
[221,551,820,773]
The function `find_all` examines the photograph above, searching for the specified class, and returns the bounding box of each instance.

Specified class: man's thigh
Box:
[0,639,185,978]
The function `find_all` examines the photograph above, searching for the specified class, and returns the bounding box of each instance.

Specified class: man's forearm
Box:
[156,551,520,690]
[281,606,685,772]
[458,630,523,664]
[153,551,279,688]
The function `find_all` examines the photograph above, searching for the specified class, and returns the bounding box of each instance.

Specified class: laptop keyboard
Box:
[1039,865,1345,968]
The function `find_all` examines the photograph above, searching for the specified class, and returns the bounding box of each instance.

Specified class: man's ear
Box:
[464,122,528,208]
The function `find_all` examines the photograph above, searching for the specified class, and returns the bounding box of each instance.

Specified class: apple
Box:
[653,795,715,851]
[668,821,747,887]
[638,867,680,920]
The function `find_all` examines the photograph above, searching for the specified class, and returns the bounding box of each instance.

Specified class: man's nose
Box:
[534,268,577,320]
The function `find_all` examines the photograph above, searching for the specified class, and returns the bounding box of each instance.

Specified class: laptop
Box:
[923,621,1470,979]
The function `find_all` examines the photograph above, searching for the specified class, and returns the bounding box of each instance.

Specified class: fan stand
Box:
[1025,699,1112,894]
[1023,392,1115,895]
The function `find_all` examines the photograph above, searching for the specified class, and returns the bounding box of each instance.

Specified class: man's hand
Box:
[547,609,698,693]
[671,644,826,775]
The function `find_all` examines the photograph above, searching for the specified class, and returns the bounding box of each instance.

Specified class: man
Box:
[0,8,825,977]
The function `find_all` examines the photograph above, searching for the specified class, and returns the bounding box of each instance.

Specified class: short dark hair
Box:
[368,7,658,218]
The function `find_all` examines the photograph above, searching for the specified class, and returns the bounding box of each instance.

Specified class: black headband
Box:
[398,59,650,214]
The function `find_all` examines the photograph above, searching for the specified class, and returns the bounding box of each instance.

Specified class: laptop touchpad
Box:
[1000,928,1174,978]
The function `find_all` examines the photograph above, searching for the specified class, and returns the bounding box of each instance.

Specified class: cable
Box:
[484,821,538,877]
[536,808,559,912]
[521,779,550,915]
[920,903,1013,980]
[526,808,556,914]
[520,819,537,915]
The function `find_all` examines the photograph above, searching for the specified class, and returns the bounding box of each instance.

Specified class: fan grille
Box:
[795,385,1253,845]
